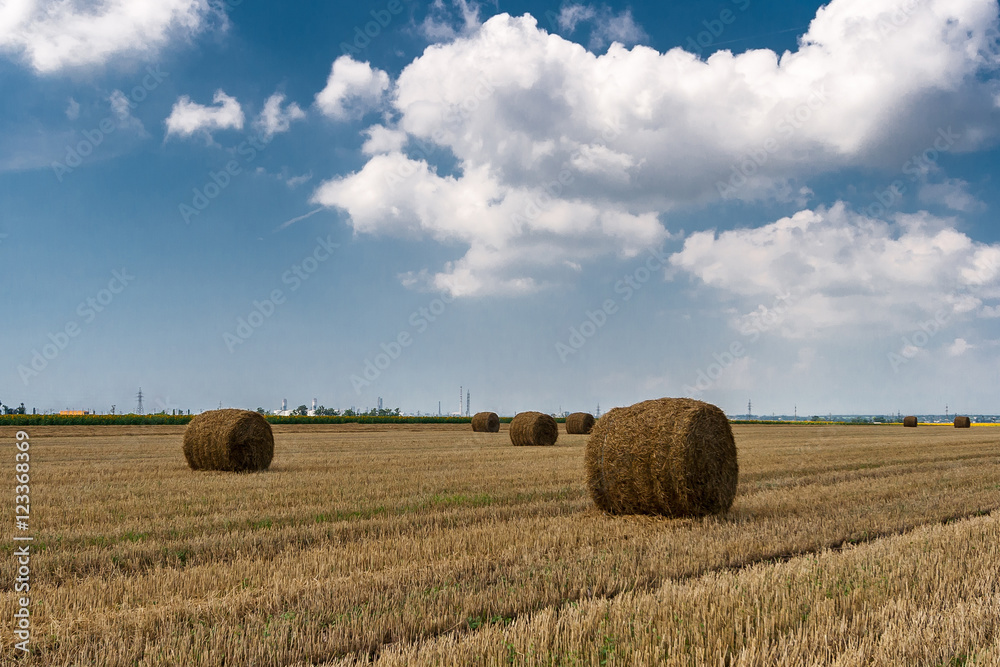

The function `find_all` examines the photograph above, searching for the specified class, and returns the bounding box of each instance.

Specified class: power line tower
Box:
[466,390,470,417]
[135,388,144,415]
[747,399,752,420]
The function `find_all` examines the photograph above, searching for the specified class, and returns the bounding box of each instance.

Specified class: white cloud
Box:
[109,89,144,133]
[362,125,409,155]
[0,0,218,73]
[419,0,485,41]
[165,90,244,139]
[65,97,79,120]
[557,4,595,32]
[314,56,390,121]
[948,337,973,355]
[669,203,1000,337]
[558,4,648,49]
[284,172,313,189]
[312,152,667,296]
[919,178,985,212]
[254,93,306,139]
[314,0,1000,297]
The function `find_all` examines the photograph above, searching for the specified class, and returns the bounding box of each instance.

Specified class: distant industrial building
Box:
[273,398,317,417]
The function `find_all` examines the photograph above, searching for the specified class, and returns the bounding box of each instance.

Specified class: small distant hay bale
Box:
[954,416,971,428]
[471,411,500,432]
[509,411,558,446]
[903,416,918,427]
[566,412,596,434]
[585,397,738,517]
[183,409,274,471]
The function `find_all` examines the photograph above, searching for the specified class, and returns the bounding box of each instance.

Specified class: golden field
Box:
[1,423,998,666]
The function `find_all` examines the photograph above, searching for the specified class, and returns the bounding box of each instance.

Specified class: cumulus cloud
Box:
[312,152,667,296]
[254,93,306,139]
[362,125,409,155]
[313,0,1000,297]
[669,203,1000,337]
[0,0,218,73]
[314,56,390,121]
[165,90,244,139]
[65,97,79,120]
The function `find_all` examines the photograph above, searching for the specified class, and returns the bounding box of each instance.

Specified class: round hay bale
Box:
[585,397,738,517]
[954,415,971,428]
[903,416,918,427]
[566,412,596,435]
[182,409,274,471]
[471,411,500,432]
[509,411,558,446]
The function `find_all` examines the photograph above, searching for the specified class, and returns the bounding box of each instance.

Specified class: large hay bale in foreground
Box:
[586,398,738,517]
[471,411,500,432]
[566,412,596,434]
[954,416,971,428]
[903,416,918,427]
[510,411,558,446]
[183,409,274,471]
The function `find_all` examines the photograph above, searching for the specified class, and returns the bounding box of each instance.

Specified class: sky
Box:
[2,0,1000,417]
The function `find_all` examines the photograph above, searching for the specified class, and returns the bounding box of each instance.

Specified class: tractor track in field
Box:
[333,504,1000,666]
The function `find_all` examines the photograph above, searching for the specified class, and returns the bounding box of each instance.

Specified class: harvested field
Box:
[1,423,999,665]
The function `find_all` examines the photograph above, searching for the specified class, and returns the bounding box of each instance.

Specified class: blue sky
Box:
[3,0,1000,416]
